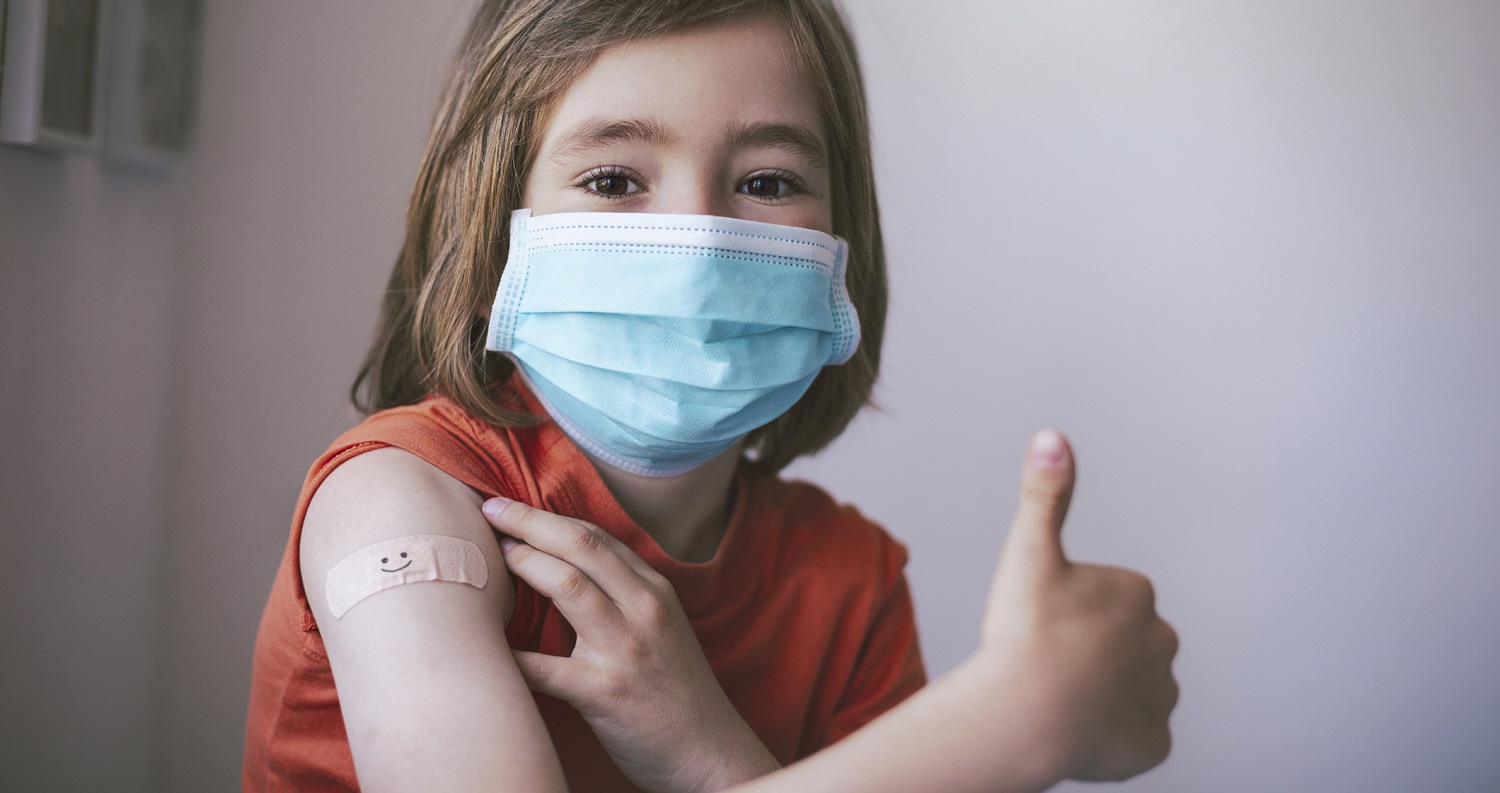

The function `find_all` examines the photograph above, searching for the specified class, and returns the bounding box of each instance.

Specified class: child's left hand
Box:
[480,497,781,793]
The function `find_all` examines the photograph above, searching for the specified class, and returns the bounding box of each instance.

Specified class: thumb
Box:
[998,429,1077,580]
[511,649,579,702]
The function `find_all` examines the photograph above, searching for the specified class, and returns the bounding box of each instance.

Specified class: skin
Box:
[487,430,1180,793]
[300,448,565,792]
[501,12,834,787]
[519,10,834,566]
[303,14,830,793]
[300,12,1177,793]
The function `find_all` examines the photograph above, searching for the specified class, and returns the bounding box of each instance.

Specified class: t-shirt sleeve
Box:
[818,559,928,746]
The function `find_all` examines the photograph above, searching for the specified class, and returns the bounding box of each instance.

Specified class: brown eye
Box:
[744,175,783,197]
[591,175,630,196]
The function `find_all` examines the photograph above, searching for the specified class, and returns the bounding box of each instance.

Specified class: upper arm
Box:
[300,447,566,793]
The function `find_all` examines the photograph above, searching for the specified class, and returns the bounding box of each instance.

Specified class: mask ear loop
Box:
[829,238,861,365]
[487,209,533,353]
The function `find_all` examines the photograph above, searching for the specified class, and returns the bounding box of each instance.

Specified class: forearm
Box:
[723,654,1063,793]
[692,718,782,792]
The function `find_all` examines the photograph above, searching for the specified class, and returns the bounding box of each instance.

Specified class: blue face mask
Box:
[485,209,860,476]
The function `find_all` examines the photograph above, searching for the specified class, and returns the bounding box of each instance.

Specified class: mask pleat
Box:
[519,248,837,330]
[488,209,859,476]
[513,315,831,391]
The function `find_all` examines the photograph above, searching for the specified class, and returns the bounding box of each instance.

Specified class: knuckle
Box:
[1078,566,1123,608]
[1114,570,1155,610]
[569,524,606,555]
[633,590,672,627]
[1148,726,1173,766]
[557,569,592,601]
[1162,621,1180,659]
[1164,677,1181,713]
[571,518,604,535]
[645,572,675,597]
[510,503,540,532]
[1137,576,1158,610]
[1020,477,1067,511]
[1114,728,1173,779]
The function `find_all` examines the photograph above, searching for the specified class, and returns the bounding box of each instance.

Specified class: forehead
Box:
[537,13,824,152]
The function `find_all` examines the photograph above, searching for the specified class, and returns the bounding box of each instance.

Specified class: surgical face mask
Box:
[485,209,860,476]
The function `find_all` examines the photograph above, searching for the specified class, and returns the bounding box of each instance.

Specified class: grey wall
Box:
[0,156,182,788]
[789,2,1500,791]
[2,0,1496,791]
[155,1,475,787]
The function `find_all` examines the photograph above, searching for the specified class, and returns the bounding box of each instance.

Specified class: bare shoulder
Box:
[295,447,556,790]
[300,447,508,622]
[304,447,485,542]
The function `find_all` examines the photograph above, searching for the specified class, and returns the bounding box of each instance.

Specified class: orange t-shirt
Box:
[242,386,926,792]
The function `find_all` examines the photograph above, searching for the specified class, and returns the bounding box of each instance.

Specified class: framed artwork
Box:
[0,0,108,151]
[105,0,203,171]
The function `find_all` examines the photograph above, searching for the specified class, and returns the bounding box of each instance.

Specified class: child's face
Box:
[522,12,833,235]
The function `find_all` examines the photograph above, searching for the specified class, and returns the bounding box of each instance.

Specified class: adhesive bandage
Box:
[325,534,488,618]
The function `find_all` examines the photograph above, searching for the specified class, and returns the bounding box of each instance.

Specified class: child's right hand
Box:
[479,497,780,793]
[975,429,1180,782]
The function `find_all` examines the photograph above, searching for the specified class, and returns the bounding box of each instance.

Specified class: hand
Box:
[480,497,780,793]
[715,432,1176,793]
[975,429,1180,782]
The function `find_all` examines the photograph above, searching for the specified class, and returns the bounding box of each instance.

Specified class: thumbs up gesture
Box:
[979,430,1179,782]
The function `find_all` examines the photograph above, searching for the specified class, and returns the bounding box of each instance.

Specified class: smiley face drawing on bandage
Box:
[326,535,488,619]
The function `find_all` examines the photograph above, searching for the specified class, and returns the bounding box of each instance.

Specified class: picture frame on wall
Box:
[1,1,9,103]
[105,0,203,171]
[0,0,109,151]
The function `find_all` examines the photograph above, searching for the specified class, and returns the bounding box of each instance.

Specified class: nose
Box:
[652,170,731,218]
[655,191,724,218]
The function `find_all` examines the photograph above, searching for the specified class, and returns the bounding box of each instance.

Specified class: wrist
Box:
[946,650,1071,791]
[686,716,781,793]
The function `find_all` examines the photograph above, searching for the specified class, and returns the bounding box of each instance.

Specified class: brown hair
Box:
[352,0,886,473]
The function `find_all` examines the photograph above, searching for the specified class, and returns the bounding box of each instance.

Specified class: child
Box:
[242,1,1176,791]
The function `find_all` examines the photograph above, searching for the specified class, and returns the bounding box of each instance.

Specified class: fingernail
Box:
[1029,430,1065,467]
[482,496,512,519]
[499,536,518,553]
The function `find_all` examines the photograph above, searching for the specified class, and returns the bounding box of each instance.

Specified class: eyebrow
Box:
[546,116,827,171]
[727,121,826,171]
[547,117,676,164]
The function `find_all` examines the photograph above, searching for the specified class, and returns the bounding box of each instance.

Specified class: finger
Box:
[999,429,1077,580]
[512,649,579,702]
[483,497,651,602]
[540,518,678,614]
[499,537,625,634]
[555,514,660,584]
[507,504,662,582]
[1158,674,1181,717]
[1159,619,1180,663]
